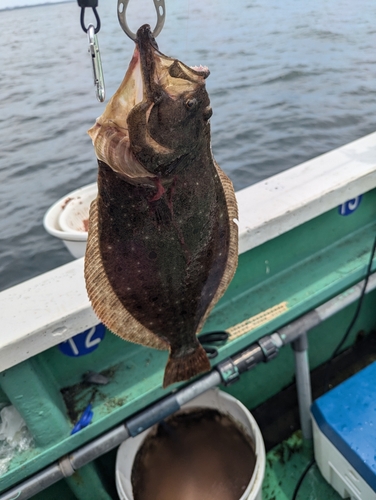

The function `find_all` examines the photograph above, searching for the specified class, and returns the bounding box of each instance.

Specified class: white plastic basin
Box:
[43,183,97,258]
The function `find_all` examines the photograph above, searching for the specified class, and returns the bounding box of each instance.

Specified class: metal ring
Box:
[80,6,101,34]
[117,0,165,41]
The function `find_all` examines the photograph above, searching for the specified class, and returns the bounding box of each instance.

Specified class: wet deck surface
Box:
[263,432,341,500]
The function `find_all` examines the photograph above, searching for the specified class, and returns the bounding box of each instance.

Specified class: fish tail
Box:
[163,344,211,388]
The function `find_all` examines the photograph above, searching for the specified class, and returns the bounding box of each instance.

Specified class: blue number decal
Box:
[59,324,106,357]
[338,195,362,216]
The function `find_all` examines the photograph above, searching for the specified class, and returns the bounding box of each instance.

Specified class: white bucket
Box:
[43,183,97,258]
[116,389,265,500]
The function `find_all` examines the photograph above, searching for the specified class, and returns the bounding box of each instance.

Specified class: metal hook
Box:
[117,0,166,41]
[87,24,105,102]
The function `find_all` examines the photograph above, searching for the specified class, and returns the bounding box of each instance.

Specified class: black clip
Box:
[198,331,229,359]
[78,0,100,34]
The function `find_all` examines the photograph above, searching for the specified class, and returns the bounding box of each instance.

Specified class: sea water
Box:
[1,0,376,291]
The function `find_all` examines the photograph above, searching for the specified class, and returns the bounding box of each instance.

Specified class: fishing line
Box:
[331,231,376,358]
[183,0,191,60]
[291,458,315,500]
[324,230,376,390]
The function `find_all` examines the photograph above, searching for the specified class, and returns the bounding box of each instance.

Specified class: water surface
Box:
[1,0,376,290]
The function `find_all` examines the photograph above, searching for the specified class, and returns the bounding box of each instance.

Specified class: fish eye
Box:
[185,98,198,110]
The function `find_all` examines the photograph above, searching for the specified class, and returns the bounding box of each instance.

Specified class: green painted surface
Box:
[0,386,9,407]
[0,358,71,446]
[0,189,376,493]
[31,450,119,500]
[263,433,341,500]
[65,463,113,500]
[224,288,376,409]
[32,479,77,500]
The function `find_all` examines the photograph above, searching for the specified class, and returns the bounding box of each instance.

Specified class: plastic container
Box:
[311,361,376,500]
[116,389,265,500]
[43,183,97,258]
[312,419,376,500]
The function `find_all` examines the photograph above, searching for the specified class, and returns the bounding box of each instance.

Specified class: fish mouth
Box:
[88,24,210,144]
[136,24,210,104]
[102,24,211,124]
[88,24,211,183]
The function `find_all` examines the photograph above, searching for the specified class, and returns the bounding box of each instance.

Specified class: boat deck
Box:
[29,331,376,500]
[29,434,341,500]
[264,433,340,500]
[30,432,341,500]
[260,329,376,499]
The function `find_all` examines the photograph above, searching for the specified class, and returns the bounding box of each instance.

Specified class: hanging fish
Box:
[85,25,238,388]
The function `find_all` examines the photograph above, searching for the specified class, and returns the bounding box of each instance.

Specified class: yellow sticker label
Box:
[227,302,288,340]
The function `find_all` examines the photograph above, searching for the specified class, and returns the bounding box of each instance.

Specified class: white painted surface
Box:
[0,258,97,371]
[237,131,376,253]
[2,131,376,370]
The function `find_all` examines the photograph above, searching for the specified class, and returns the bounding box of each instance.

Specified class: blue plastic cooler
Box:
[311,361,376,499]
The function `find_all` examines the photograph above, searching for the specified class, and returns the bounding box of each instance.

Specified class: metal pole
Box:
[291,333,312,440]
[0,464,64,500]
[70,425,129,471]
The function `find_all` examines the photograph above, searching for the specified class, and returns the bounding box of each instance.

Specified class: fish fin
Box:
[197,160,239,332]
[163,344,211,388]
[84,198,168,351]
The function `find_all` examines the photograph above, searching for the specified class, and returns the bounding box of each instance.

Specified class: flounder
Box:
[85,25,238,387]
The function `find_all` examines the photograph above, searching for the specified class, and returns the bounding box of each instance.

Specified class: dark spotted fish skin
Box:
[85,25,238,387]
[97,149,229,347]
